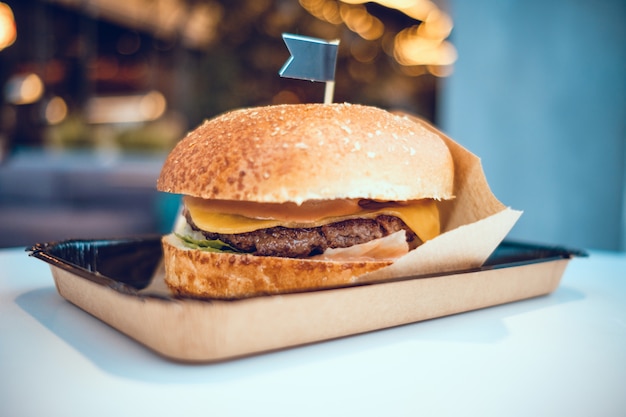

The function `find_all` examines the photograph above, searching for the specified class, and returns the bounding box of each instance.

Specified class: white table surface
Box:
[1,245,625,417]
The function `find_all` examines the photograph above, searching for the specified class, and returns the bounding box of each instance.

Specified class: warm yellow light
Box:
[339,3,384,40]
[45,96,68,124]
[418,9,453,39]
[322,1,342,24]
[427,64,454,77]
[5,73,45,105]
[182,2,224,48]
[394,31,457,67]
[301,0,457,75]
[139,90,167,121]
[340,0,435,21]
[0,2,16,51]
[398,65,428,77]
[341,0,414,8]
[86,90,167,124]
[340,4,368,32]
[300,0,326,19]
[21,74,44,103]
[360,16,384,40]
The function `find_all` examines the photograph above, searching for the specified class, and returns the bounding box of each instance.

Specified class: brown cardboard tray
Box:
[29,237,584,362]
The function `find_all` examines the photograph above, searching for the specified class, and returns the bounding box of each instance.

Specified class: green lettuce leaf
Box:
[175,233,243,253]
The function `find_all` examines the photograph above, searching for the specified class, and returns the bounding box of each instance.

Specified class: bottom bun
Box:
[161,233,392,299]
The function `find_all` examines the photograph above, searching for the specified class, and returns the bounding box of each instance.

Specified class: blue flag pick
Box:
[279,33,340,104]
[279,33,339,82]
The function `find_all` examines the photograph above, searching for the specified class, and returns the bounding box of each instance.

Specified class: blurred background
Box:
[0,0,624,251]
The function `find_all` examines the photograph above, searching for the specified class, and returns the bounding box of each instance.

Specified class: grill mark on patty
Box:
[184,210,419,258]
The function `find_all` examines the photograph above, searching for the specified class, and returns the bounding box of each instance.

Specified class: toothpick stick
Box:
[324,80,335,104]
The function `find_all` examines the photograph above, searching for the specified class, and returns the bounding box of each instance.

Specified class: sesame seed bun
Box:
[157,103,454,204]
[161,233,392,299]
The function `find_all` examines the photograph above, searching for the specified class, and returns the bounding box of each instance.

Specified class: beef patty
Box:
[185,211,419,258]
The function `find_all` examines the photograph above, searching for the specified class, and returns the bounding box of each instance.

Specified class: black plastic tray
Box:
[29,237,586,299]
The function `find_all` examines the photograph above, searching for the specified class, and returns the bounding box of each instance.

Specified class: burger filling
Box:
[176,196,442,260]
[184,210,418,258]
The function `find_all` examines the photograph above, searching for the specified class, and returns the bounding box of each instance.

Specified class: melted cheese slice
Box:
[184,196,441,242]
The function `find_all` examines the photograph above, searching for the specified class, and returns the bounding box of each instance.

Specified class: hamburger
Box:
[157,103,454,299]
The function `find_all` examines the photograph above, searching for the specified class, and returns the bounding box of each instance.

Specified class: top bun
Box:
[157,103,454,204]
